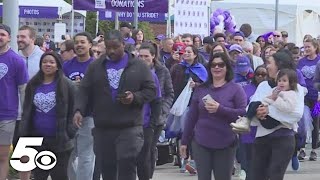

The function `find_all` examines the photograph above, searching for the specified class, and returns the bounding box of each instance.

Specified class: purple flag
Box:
[74,0,168,13]
[99,11,166,22]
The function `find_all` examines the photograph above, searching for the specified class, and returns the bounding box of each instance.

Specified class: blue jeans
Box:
[68,117,95,180]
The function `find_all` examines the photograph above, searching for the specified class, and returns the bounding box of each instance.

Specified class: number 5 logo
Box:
[10,137,57,172]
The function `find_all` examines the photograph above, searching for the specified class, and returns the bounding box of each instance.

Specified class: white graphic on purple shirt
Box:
[34,92,56,113]
[107,68,124,89]
[301,65,316,79]
[0,63,8,80]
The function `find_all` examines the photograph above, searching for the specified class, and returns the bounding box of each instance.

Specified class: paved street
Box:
[152,148,320,180]
[44,147,320,180]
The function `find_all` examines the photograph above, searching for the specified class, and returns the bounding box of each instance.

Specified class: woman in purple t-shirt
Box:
[19,52,76,180]
[297,38,320,161]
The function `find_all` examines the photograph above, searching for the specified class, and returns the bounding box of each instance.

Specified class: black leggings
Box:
[33,150,72,180]
[305,99,319,149]
[249,135,295,180]
[192,140,237,180]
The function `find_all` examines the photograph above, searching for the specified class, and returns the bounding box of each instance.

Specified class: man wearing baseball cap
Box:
[234,55,254,87]
[199,36,214,61]
[231,31,245,46]
[229,44,244,65]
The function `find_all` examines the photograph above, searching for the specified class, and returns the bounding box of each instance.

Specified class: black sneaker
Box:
[298,150,306,160]
[309,151,317,161]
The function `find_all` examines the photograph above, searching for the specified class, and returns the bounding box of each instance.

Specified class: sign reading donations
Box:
[73,0,169,13]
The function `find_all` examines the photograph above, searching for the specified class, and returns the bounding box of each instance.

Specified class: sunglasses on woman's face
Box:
[211,62,226,68]
[255,72,267,77]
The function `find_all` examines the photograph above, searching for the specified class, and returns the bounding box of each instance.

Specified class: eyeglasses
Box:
[255,72,267,77]
[211,62,226,68]
[282,34,288,38]
[274,35,281,37]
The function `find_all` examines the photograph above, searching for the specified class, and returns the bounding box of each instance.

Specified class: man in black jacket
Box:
[73,30,156,180]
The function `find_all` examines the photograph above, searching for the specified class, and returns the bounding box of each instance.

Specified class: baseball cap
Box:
[203,36,214,44]
[232,31,245,38]
[229,44,243,53]
[235,56,251,73]
[0,24,11,35]
[155,34,166,41]
[172,42,186,54]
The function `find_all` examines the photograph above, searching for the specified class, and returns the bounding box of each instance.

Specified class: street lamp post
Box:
[275,0,279,30]
[71,0,75,37]
[134,0,138,29]
[3,0,19,52]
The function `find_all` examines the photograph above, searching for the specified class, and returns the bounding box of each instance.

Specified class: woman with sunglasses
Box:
[19,52,76,180]
[236,65,268,179]
[180,52,247,180]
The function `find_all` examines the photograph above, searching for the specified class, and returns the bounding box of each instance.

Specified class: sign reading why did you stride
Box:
[74,0,169,22]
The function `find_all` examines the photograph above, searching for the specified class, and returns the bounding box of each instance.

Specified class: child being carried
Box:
[231,68,298,132]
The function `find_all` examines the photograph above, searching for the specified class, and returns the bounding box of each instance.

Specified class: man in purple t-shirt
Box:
[0,24,28,180]
[120,22,135,45]
[63,32,95,180]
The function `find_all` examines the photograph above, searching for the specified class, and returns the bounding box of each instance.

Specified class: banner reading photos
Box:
[174,0,210,39]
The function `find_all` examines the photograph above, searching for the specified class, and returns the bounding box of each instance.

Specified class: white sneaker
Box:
[233,161,241,177]
[239,170,246,180]
[230,116,250,132]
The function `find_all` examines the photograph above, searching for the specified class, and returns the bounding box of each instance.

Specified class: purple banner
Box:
[19,6,59,19]
[74,0,168,13]
[99,11,166,22]
[0,5,58,18]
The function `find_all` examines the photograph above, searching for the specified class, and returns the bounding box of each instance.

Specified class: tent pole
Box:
[134,0,138,29]
[71,0,75,37]
[115,12,119,30]
[96,11,99,35]
[3,0,19,52]
[166,0,171,37]
[275,0,279,30]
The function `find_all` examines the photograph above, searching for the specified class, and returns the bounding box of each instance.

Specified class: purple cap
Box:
[229,44,243,53]
[232,31,245,38]
[262,32,274,42]
[155,34,166,41]
[235,56,251,73]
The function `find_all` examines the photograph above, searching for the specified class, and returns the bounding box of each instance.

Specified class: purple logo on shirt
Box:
[301,65,316,79]
[34,92,56,113]
[0,63,8,79]
[107,68,124,89]
[68,72,85,81]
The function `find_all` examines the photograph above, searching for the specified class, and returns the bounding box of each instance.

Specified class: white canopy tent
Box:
[211,0,320,46]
